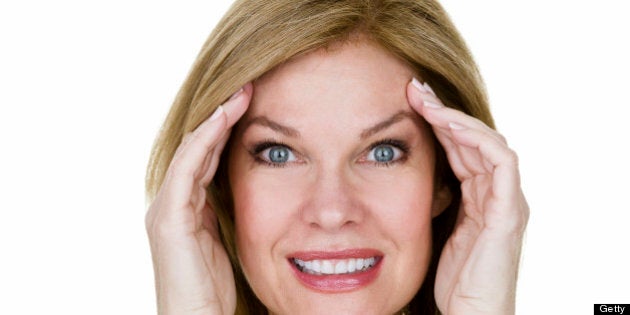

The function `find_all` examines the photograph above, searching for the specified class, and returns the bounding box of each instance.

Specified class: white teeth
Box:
[293,257,377,275]
[321,261,334,274]
[366,257,375,266]
[347,259,356,273]
[335,260,347,274]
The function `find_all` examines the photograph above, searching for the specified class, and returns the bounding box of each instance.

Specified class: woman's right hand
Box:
[145,83,252,315]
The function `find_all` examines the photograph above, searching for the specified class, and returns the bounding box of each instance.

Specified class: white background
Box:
[1,1,628,314]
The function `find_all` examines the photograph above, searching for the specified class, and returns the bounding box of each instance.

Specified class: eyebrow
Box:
[242,116,301,138]
[242,110,418,139]
[359,110,418,139]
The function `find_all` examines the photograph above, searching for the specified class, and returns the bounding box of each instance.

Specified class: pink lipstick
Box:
[287,249,383,292]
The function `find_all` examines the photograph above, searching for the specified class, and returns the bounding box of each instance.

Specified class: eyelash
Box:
[248,139,294,168]
[366,139,410,167]
[248,138,410,168]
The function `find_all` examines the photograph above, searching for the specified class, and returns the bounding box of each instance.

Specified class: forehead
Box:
[245,40,416,129]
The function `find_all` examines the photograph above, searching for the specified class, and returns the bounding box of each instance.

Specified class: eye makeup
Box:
[247,138,297,168]
[363,138,410,167]
[246,137,411,168]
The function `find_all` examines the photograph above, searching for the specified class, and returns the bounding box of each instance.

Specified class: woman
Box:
[145,0,528,314]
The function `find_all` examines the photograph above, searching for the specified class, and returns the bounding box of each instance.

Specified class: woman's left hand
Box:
[407,78,529,315]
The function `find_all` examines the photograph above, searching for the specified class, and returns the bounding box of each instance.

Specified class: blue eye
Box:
[259,145,297,165]
[373,145,394,162]
[366,144,403,164]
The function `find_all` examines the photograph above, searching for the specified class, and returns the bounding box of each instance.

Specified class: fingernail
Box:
[411,77,428,93]
[448,122,466,130]
[424,101,443,109]
[209,105,224,121]
[228,87,244,101]
[424,82,436,96]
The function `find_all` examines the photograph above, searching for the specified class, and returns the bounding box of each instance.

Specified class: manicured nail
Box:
[228,87,244,101]
[411,77,428,93]
[209,105,224,121]
[424,82,436,96]
[424,101,442,109]
[448,122,466,130]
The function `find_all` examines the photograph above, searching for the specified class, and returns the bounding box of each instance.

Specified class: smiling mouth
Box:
[288,250,384,292]
[291,257,380,275]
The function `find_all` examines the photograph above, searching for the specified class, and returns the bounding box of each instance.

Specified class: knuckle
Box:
[504,148,519,166]
[145,207,157,236]
[146,210,174,239]
[521,197,530,224]
[145,198,164,229]
[497,133,508,145]
[144,211,153,231]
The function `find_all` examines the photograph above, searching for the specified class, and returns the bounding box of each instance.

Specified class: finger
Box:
[413,80,525,231]
[408,79,492,178]
[197,131,229,186]
[199,129,231,186]
[437,121,512,180]
[165,107,228,207]
[450,125,525,233]
[407,78,505,145]
[432,127,473,178]
[194,83,253,186]
[448,125,518,169]
[407,80,472,177]
[409,78,444,112]
[223,82,253,128]
[449,126,521,200]
[173,82,252,167]
[186,82,252,185]
[201,201,221,240]
[175,132,193,156]
[164,83,253,206]
[197,133,230,241]
[453,129,529,235]
[437,126,488,177]
[171,82,252,173]
[421,106,506,147]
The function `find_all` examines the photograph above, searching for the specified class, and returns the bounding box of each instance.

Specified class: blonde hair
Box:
[146,0,493,313]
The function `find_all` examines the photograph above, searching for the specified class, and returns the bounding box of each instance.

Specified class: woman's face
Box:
[228,40,440,314]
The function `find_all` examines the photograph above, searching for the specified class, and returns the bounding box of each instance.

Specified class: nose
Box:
[301,167,364,231]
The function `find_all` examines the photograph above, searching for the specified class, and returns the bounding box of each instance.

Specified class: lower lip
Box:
[289,258,383,293]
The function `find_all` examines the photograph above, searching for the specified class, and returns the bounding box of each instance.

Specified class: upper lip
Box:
[287,248,384,261]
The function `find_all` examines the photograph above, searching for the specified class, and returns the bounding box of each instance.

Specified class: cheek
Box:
[231,170,305,268]
[229,143,300,244]
[358,164,435,285]
[361,170,434,239]
[231,168,313,305]
[350,168,435,307]
[234,180,287,241]
[232,170,306,234]
[357,151,435,230]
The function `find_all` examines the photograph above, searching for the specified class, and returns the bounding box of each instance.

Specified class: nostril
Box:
[306,211,359,231]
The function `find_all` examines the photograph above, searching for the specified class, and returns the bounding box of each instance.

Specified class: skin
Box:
[408,81,529,314]
[228,41,442,314]
[145,40,528,315]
